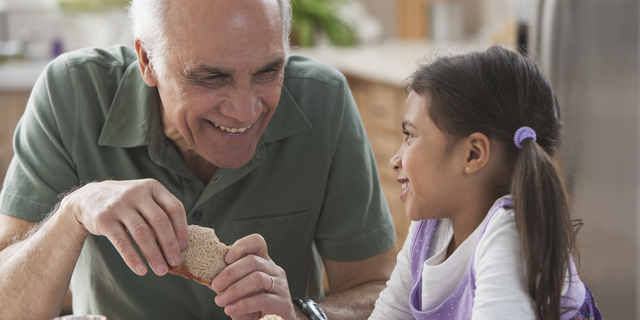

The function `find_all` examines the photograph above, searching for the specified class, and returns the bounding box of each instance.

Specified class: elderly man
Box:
[0,0,396,319]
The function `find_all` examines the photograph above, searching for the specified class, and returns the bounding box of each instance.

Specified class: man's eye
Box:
[205,74,224,81]
[193,74,229,87]
[256,69,279,81]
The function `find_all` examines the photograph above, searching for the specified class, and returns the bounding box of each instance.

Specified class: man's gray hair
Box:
[127,0,292,78]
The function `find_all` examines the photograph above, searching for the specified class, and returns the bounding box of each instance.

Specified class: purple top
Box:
[408,197,586,319]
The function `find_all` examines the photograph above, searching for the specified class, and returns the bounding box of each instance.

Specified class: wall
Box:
[2,0,132,59]
[361,0,396,38]
[546,0,640,318]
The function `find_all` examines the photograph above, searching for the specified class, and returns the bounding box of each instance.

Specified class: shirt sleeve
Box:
[0,57,80,221]
[369,222,416,320]
[313,73,396,261]
[471,209,536,320]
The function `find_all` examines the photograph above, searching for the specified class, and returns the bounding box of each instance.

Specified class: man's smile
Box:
[212,122,253,133]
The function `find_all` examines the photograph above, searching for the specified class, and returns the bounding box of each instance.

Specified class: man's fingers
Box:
[211,234,295,320]
[135,198,183,267]
[121,212,169,276]
[72,179,186,276]
[227,233,270,264]
[223,289,287,319]
[150,182,188,251]
[215,270,276,306]
[103,222,147,276]
[213,253,275,292]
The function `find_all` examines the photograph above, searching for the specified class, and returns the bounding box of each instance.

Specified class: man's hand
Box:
[211,234,296,320]
[61,179,189,276]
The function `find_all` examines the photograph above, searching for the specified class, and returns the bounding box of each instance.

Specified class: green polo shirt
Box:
[0,46,395,320]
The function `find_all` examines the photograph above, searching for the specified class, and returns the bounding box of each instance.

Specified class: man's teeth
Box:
[213,123,252,133]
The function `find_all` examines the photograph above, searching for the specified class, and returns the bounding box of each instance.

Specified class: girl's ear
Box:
[135,39,159,87]
[463,132,490,174]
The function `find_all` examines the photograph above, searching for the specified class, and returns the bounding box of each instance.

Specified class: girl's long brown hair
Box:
[409,46,577,319]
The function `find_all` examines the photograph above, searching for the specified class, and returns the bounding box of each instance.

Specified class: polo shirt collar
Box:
[98,62,312,149]
[98,61,160,148]
[263,85,313,143]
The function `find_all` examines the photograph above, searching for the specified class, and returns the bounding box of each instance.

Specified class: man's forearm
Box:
[315,281,386,320]
[0,208,88,319]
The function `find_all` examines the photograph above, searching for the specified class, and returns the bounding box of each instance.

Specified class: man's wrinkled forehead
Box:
[162,0,284,66]
[164,0,281,39]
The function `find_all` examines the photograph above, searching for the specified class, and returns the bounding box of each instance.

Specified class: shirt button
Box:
[193,208,203,221]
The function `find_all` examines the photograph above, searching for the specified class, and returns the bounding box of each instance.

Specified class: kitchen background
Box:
[0,0,637,319]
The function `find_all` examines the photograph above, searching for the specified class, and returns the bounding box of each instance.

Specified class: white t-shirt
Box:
[369,201,569,319]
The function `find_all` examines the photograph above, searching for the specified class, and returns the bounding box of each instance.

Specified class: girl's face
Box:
[389,91,464,221]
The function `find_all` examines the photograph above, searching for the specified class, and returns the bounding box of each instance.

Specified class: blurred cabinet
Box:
[346,75,411,252]
[0,91,28,191]
[397,0,430,39]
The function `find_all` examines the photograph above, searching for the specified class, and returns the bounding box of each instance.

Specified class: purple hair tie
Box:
[514,126,537,149]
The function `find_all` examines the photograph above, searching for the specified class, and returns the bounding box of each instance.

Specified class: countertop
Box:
[0,58,50,92]
[0,40,494,91]
[291,39,494,87]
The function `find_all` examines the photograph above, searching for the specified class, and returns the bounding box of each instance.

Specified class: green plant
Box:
[291,0,356,47]
[58,0,129,12]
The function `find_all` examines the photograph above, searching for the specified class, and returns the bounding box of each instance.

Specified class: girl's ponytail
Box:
[511,137,576,320]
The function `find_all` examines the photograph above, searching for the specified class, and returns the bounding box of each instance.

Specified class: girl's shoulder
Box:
[473,197,520,265]
[480,196,517,236]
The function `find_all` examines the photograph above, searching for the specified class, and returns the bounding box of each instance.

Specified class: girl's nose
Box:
[389,154,401,171]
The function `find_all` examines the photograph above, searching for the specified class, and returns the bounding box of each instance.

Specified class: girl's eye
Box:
[402,130,413,141]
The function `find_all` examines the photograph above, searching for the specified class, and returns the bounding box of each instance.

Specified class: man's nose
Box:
[220,82,259,123]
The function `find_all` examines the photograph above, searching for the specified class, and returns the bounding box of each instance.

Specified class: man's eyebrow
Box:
[184,64,231,77]
[257,58,285,73]
[183,57,285,77]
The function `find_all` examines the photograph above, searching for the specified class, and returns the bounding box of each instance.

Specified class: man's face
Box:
[152,0,285,169]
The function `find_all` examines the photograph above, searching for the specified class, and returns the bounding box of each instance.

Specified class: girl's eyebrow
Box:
[402,120,416,130]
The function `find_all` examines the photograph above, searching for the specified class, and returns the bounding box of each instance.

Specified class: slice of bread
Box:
[168,225,230,286]
[260,315,284,320]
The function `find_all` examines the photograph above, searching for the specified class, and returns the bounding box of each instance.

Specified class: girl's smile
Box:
[399,179,410,202]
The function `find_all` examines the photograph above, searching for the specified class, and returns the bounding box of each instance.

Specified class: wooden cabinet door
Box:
[0,91,29,190]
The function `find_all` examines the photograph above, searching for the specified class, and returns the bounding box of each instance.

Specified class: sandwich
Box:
[168,224,230,286]
[260,315,284,320]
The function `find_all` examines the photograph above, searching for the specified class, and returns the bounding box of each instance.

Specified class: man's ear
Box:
[462,132,491,174]
[135,39,158,87]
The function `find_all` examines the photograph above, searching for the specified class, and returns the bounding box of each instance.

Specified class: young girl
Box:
[369,46,603,320]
